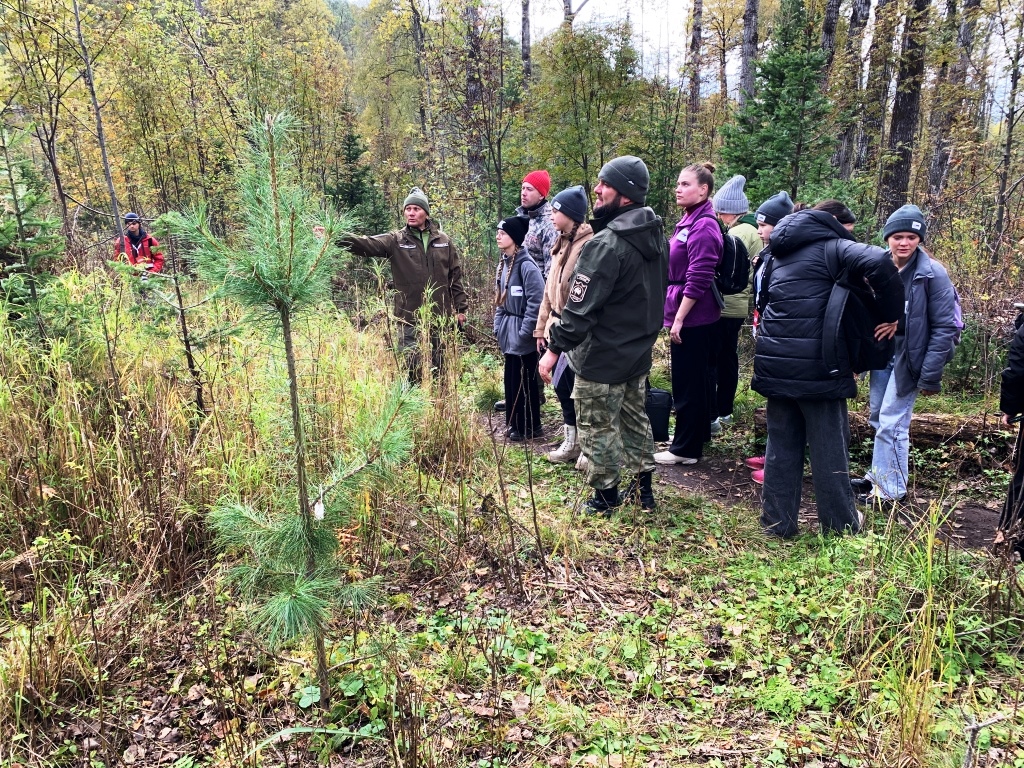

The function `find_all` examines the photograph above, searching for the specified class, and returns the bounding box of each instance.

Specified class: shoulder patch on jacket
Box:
[569,273,591,303]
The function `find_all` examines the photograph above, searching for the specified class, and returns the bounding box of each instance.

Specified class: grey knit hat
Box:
[755,191,795,226]
[598,155,649,204]
[551,185,589,223]
[882,204,926,243]
[403,187,430,215]
[712,175,749,215]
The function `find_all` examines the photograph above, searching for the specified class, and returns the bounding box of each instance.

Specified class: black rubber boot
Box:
[585,486,621,515]
[621,471,656,510]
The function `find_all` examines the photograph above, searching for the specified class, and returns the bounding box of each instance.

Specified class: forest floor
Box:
[482,403,1008,553]
[7,372,1024,768]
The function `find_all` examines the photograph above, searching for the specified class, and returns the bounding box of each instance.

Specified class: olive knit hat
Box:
[598,155,649,204]
[403,187,430,215]
[882,204,927,243]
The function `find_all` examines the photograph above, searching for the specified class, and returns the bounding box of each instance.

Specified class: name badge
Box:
[675,229,689,244]
[510,286,524,297]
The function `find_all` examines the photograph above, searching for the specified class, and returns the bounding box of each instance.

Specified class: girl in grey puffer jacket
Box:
[493,217,546,441]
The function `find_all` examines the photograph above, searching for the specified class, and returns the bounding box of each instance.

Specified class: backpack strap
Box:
[755,248,775,316]
[821,240,850,377]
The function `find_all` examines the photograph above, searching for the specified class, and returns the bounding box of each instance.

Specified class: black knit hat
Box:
[551,185,589,223]
[598,155,649,204]
[755,191,795,226]
[498,216,530,247]
[124,212,141,223]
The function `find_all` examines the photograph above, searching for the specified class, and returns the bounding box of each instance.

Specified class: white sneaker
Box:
[709,418,722,435]
[654,450,698,465]
[720,414,733,426]
[575,454,589,471]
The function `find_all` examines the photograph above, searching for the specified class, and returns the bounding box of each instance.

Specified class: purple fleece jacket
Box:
[663,198,723,328]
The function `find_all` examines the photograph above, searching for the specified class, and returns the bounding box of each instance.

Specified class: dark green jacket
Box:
[548,204,669,384]
[344,220,469,323]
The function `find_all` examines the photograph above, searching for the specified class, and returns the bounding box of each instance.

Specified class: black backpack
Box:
[697,213,750,295]
[821,241,896,376]
[757,241,896,376]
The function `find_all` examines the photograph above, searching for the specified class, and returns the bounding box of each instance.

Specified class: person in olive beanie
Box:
[403,187,430,215]
[341,186,468,381]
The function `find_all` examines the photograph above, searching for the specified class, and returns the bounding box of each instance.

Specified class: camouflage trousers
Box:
[573,373,656,490]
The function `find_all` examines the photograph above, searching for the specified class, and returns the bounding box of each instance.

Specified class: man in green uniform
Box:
[538,156,669,513]
[343,188,469,378]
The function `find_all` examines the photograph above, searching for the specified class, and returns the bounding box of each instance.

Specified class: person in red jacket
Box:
[114,212,164,274]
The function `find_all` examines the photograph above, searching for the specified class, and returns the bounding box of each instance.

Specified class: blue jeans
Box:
[761,397,860,537]
[868,363,918,500]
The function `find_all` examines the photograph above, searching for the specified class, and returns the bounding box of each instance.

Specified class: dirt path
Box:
[486,409,1003,551]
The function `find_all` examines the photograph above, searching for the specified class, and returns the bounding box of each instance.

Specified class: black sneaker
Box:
[506,428,525,442]
[850,477,873,494]
[494,400,506,412]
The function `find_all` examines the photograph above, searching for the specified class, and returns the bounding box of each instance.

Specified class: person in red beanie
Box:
[516,170,557,279]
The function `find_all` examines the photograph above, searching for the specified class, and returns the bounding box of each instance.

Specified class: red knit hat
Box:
[522,170,551,198]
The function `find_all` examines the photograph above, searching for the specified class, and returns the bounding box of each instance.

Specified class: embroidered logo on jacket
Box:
[569,274,591,303]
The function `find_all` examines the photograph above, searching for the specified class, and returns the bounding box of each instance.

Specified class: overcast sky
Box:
[480,0,687,80]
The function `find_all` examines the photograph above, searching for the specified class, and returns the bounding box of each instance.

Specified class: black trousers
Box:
[504,352,542,436]
[668,323,714,458]
[1000,424,1024,556]
[553,360,577,426]
[708,316,745,421]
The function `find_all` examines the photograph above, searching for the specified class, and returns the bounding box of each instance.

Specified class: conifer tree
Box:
[0,125,63,326]
[165,113,422,708]
[720,0,834,204]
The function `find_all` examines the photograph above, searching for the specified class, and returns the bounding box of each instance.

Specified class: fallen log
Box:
[752,408,1014,461]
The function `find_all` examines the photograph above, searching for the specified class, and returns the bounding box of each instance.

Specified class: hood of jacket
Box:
[595,205,665,261]
[770,209,855,259]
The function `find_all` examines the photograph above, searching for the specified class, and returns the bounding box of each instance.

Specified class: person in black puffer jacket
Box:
[752,208,903,538]
[998,309,1024,560]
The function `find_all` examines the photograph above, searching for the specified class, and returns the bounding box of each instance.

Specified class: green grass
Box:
[2,275,1023,767]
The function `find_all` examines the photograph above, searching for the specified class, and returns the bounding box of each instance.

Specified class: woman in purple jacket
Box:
[655,163,724,465]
